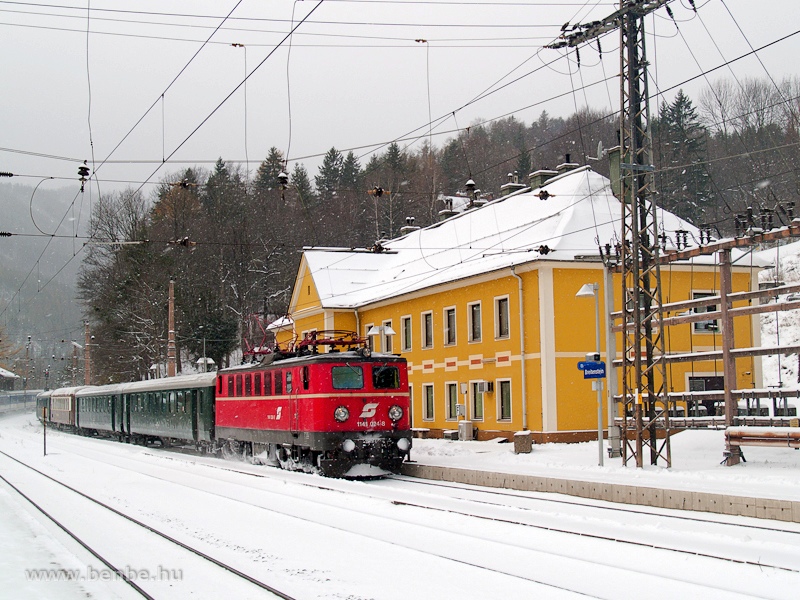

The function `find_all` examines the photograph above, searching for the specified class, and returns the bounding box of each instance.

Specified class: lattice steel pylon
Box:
[549,1,672,467]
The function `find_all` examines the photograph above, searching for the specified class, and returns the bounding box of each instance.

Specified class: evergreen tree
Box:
[654,90,712,225]
[315,147,343,202]
[254,147,285,193]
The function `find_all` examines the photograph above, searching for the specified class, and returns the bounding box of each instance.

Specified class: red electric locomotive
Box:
[215,331,412,477]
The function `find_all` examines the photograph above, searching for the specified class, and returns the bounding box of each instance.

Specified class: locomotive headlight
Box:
[342,438,356,453]
[334,406,350,422]
[397,437,410,452]
[388,405,403,422]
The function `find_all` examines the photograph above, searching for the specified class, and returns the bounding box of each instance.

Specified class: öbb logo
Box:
[359,403,379,419]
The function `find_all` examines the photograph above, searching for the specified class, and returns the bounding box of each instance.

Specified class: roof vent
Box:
[400,216,421,234]
[556,153,580,174]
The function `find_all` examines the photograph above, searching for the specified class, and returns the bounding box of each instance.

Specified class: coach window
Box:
[162,392,168,414]
[177,391,186,413]
[245,374,252,396]
[227,376,234,397]
[373,365,400,389]
[254,372,263,395]
[332,366,364,389]
[275,371,284,395]
[169,391,177,414]
[286,372,293,394]
[264,371,273,395]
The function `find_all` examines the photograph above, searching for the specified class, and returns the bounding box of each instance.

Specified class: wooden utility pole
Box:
[84,322,91,385]
[167,279,177,377]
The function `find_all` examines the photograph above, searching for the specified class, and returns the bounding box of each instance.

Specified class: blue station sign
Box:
[577,360,606,379]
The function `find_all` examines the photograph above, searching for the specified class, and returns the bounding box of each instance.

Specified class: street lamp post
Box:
[577,282,604,466]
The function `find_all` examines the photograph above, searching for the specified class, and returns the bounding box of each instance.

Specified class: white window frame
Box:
[445,382,459,421]
[422,383,435,421]
[401,315,412,352]
[497,379,512,421]
[382,319,393,354]
[470,380,484,422]
[494,295,510,340]
[468,301,482,342]
[443,306,457,346]
[692,291,719,334]
[364,323,375,352]
[421,311,434,349]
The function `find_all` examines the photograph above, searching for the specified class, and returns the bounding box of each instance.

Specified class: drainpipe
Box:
[511,266,528,430]
[354,309,361,338]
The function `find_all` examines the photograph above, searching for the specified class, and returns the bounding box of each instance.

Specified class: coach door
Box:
[287,370,299,434]
[190,390,199,441]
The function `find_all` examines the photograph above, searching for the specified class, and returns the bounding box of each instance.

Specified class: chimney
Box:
[556,152,580,174]
[528,168,558,190]
[500,171,526,197]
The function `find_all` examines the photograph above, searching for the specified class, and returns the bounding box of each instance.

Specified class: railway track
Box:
[21,428,800,573]
[0,449,296,600]
[10,429,800,599]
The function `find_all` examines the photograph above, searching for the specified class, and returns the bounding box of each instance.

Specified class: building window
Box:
[446,382,458,420]
[422,311,433,349]
[423,384,434,420]
[401,316,412,352]
[693,292,719,333]
[471,382,484,421]
[382,319,393,353]
[444,307,456,346]
[495,296,510,339]
[365,323,375,351]
[498,380,511,421]
[468,302,481,342]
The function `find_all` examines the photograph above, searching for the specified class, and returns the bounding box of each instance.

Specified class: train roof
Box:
[72,373,217,398]
[119,372,217,394]
[50,386,88,397]
[219,350,406,374]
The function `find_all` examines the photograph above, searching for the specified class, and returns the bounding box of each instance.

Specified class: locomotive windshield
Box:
[331,365,364,389]
[372,365,400,389]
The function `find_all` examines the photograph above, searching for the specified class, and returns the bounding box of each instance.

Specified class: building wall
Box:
[286,256,762,437]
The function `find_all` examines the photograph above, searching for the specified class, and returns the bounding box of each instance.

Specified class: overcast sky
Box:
[1,0,798,195]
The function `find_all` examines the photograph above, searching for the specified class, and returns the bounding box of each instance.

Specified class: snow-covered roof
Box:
[0,367,19,379]
[266,316,294,331]
[302,167,767,310]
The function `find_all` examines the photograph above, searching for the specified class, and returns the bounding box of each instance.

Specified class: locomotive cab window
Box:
[332,366,364,389]
[373,365,400,389]
[275,371,283,395]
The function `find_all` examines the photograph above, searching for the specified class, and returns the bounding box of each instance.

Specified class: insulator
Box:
[78,165,90,179]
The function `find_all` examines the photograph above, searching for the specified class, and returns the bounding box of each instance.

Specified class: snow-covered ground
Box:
[2,410,800,599]
[759,239,800,387]
[2,242,799,599]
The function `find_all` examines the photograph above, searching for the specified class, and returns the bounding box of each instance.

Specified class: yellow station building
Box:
[275,165,766,442]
